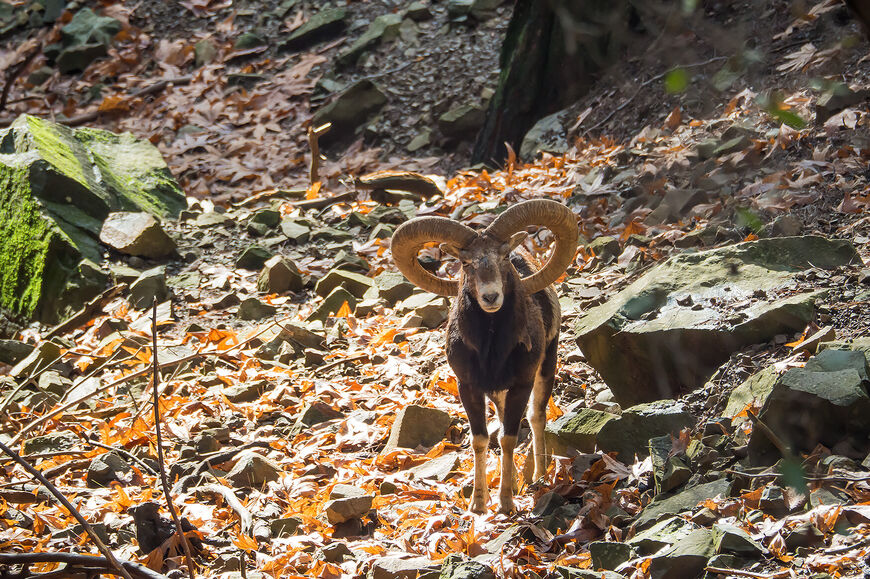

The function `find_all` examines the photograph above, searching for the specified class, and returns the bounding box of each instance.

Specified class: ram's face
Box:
[442,232,527,313]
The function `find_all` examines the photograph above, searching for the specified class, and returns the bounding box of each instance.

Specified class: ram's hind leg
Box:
[498,387,533,514]
[529,339,557,481]
[459,381,489,514]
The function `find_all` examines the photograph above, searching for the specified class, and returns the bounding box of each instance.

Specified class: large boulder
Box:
[574,237,861,406]
[0,115,184,331]
[728,348,870,465]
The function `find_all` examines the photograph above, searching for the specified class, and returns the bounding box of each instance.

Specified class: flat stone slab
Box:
[574,236,860,406]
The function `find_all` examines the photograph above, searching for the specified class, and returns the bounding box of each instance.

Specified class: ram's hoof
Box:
[497,500,516,515]
[469,501,488,514]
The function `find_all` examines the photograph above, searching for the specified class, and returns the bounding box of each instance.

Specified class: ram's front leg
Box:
[459,381,489,514]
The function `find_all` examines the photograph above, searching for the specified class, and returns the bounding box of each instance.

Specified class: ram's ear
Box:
[508,231,528,251]
[439,242,463,258]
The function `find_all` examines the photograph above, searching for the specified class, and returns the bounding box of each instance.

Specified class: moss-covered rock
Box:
[0,115,184,329]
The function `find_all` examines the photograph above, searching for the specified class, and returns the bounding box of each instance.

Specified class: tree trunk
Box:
[472,0,636,165]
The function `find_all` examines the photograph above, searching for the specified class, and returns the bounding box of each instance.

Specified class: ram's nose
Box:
[481,292,499,305]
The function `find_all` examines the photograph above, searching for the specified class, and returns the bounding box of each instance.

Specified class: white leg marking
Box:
[470,434,489,514]
[528,373,550,480]
[498,434,517,514]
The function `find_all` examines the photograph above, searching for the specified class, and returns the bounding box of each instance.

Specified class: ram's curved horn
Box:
[485,199,578,294]
[391,217,477,296]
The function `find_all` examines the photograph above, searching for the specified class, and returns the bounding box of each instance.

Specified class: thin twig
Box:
[0,42,41,113]
[317,352,368,373]
[45,283,128,339]
[704,566,790,578]
[151,302,197,579]
[582,56,728,136]
[9,315,296,446]
[746,409,791,457]
[0,441,135,579]
[0,553,166,579]
[308,122,331,185]
[81,439,158,476]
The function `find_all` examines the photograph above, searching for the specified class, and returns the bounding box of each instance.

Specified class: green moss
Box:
[75,128,185,217]
[0,162,67,320]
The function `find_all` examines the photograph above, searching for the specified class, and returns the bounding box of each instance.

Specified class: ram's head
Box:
[391,199,578,312]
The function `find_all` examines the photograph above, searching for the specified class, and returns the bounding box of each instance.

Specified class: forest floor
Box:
[2,0,870,578]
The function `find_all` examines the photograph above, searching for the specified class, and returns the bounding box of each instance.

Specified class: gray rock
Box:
[248,208,281,229]
[225,451,282,488]
[409,452,460,482]
[384,404,451,451]
[369,556,440,579]
[61,7,121,47]
[313,79,387,140]
[22,431,78,455]
[628,516,698,555]
[332,249,370,274]
[280,218,311,243]
[0,339,35,365]
[292,401,344,432]
[712,522,766,556]
[258,256,303,293]
[644,189,710,226]
[196,211,231,227]
[587,236,620,263]
[238,298,277,321]
[57,43,109,74]
[647,528,715,579]
[56,8,121,72]
[270,516,302,537]
[396,293,450,328]
[438,104,486,139]
[324,485,373,524]
[588,541,633,571]
[320,541,354,562]
[553,568,622,579]
[307,287,357,322]
[407,129,432,152]
[544,408,617,454]
[815,84,870,122]
[87,452,132,487]
[650,436,692,493]
[595,400,693,460]
[27,66,54,86]
[233,32,264,49]
[338,13,402,66]
[223,381,266,403]
[372,272,415,305]
[532,491,566,517]
[236,245,273,270]
[745,350,870,464]
[521,109,570,161]
[574,236,860,406]
[129,266,169,309]
[0,115,183,326]
[100,212,175,258]
[315,269,374,299]
[280,7,347,51]
[38,370,71,397]
[370,223,395,240]
[438,553,494,579]
[635,479,732,529]
[10,341,63,378]
[407,2,433,21]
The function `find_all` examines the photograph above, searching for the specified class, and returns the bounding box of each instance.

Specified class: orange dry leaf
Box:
[334,301,353,318]
[233,533,258,552]
[663,106,681,130]
[306,181,322,199]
